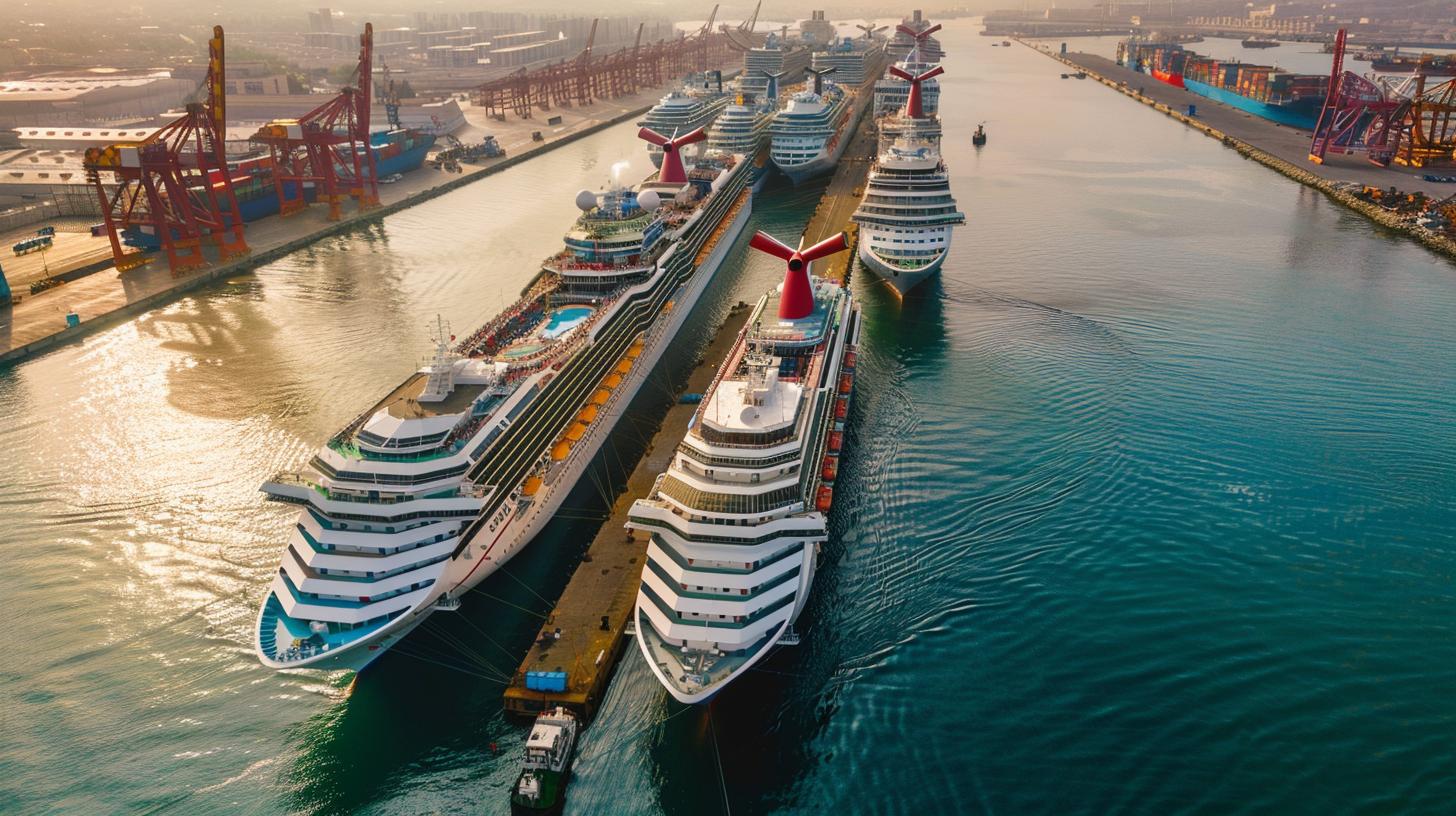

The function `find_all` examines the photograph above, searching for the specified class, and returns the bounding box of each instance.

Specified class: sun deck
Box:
[380,372,488,420]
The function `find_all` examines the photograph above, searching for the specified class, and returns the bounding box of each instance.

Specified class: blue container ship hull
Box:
[125,133,436,248]
[1181,78,1321,130]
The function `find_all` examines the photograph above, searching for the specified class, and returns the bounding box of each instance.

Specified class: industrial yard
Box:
[0,13,745,365]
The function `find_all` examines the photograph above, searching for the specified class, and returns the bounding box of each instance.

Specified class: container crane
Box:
[253,23,379,220]
[83,26,248,274]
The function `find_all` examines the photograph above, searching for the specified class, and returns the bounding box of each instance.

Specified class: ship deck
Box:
[379,373,487,420]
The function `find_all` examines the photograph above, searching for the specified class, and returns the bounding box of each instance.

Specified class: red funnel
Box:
[750,230,850,320]
[889,65,944,119]
[638,126,707,185]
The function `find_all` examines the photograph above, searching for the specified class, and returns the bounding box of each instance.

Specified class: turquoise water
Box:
[542,306,594,339]
[4,19,1456,815]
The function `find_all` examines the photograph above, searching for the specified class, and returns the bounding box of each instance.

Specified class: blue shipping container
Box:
[524,671,568,692]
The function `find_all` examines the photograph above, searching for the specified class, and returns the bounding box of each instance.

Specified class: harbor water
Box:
[4,19,1456,815]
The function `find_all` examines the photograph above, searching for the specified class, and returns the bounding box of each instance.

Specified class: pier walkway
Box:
[502,301,754,719]
[802,113,880,286]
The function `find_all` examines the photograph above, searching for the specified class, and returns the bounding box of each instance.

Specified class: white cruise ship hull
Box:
[857,232,951,296]
[258,195,755,672]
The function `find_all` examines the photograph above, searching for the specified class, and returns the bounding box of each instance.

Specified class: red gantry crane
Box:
[1309,29,1404,166]
[83,26,248,274]
[253,23,379,220]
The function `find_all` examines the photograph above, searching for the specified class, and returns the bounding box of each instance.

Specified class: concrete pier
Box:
[1030,46,1456,263]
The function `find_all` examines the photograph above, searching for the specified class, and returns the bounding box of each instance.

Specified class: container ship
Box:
[638,73,732,168]
[628,229,861,704]
[1118,40,1327,130]
[253,131,754,672]
[125,128,435,250]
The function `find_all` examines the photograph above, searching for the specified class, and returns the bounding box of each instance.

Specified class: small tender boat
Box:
[510,707,579,815]
[973,124,987,146]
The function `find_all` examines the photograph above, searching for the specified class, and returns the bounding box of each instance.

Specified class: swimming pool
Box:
[540,306,593,340]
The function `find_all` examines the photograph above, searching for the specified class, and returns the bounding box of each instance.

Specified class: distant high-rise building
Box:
[308,8,334,33]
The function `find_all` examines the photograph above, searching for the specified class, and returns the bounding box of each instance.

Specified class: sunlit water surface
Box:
[3,20,1456,816]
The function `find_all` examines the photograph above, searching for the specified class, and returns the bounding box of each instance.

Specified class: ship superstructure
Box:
[812,36,886,87]
[854,64,964,294]
[638,72,732,168]
[629,230,861,704]
[886,10,943,62]
[874,15,944,117]
[874,44,943,117]
[706,77,779,190]
[770,69,859,184]
[255,128,754,672]
[739,34,813,104]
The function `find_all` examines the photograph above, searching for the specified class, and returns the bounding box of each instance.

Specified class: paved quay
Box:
[1046,49,1445,197]
[0,75,722,367]
[502,301,755,720]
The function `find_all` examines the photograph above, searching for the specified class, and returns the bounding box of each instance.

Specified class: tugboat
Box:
[973,123,987,146]
[510,707,579,814]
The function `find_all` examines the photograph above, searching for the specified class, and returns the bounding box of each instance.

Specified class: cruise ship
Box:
[738,33,812,104]
[873,43,942,117]
[886,11,944,63]
[770,69,860,184]
[853,66,964,295]
[629,229,862,704]
[812,36,886,87]
[254,129,754,672]
[706,78,779,191]
[638,72,732,168]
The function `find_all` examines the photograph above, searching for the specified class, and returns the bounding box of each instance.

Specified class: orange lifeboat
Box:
[821,456,838,481]
[815,485,834,512]
[835,398,848,420]
[828,431,843,452]
[844,350,857,369]
[838,373,853,394]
